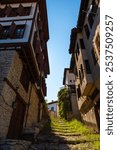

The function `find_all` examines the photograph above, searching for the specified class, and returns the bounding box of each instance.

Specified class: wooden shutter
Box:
[0,6,7,17]
[9,22,16,38]
[17,4,25,16]
[5,5,12,16]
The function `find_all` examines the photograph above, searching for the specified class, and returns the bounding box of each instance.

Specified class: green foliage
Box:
[57,88,71,120]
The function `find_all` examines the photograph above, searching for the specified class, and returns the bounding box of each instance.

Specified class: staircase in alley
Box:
[29,118,99,150]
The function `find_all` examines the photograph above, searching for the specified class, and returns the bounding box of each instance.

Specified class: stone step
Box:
[52,129,76,134]
[52,124,70,127]
[52,132,81,136]
[35,134,89,145]
[29,142,94,150]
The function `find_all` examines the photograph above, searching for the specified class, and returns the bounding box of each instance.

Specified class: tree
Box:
[57,88,71,120]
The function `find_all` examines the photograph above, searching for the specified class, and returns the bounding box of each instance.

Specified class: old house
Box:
[0,0,50,139]
[63,68,81,120]
[48,100,59,118]
[69,0,100,131]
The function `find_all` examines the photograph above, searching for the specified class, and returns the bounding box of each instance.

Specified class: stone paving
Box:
[29,119,99,150]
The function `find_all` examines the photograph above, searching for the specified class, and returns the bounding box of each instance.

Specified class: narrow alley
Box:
[0,0,100,149]
[29,118,99,150]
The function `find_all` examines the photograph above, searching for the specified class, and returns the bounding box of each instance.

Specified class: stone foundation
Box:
[0,139,31,150]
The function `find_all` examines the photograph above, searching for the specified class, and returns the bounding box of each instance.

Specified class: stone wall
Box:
[0,139,31,150]
[0,51,15,92]
[70,93,81,120]
[26,85,40,127]
[0,50,43,139]
[0,50,15,139]
[82,107,97,130]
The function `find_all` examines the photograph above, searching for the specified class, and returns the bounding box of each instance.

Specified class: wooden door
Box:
[7,98,26,139]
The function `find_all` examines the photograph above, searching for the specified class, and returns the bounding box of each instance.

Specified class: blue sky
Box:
[46,0,81,102]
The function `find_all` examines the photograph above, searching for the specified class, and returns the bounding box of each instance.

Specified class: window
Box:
[91,48,98,65]
[20,65,30,92]
[0,24,25,39]
[13,25,25,39]
[80,64,84,80]
[17,4,31,16]
[88,0,99,29]
[8,8,17,17]
[70,85,76,93]
[74,67,78,77]
[79,70,82,84]
[84,24,90,39]
[51,107,54,111]
[75,43,79,60]
[25,7,31,16]
[0,8,5,17]
[77,85,81,99]
[76,53,78,61]
[1,5,31,17]
[76,43,79,54]
[0,26,10,39]
[84,60,91,74]
[90,88,99,100]
[91,0,98,14]
[5,5,12,17]
[79,39,85,49]
[88,13,94,28]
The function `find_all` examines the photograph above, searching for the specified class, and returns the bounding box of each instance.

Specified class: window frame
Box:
[0,24,26,39]
[91,47,98,65]
[79,38,85,49]
[84,60,91,74]
[84,24,90,39]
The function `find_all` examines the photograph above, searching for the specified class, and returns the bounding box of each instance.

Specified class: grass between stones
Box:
[50,117,100,150]
[34,117,100,150]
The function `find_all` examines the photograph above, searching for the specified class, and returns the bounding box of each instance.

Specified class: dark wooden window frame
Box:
[0,24,26,39]
[84,60,91,74]
[90,88,99,100]
[84,24,90,39]
[0,5,31,17]
[88,13,94,29]
[77,85,81,99]
[79,39,85,49]
[80,64,84,80]
[79,70,82,85]
[91,48,98,65]
[0,25,10,39]
[13,25,26,39]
